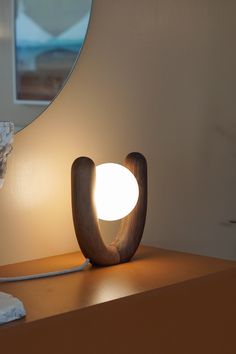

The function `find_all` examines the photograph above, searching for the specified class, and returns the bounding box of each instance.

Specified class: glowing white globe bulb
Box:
[94,163,139,221]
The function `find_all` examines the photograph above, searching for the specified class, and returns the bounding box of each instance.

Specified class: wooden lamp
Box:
[71,152,147,266]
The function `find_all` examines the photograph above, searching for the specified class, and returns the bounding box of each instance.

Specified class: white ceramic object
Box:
[0,292,26,325]
[0,122,14,188]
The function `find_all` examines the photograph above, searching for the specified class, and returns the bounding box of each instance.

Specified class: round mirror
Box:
[0,0,92,133]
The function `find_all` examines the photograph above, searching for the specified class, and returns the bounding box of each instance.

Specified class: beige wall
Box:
[0,0,236,265]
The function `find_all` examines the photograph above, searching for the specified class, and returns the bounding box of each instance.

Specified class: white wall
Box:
[0,0,235,265]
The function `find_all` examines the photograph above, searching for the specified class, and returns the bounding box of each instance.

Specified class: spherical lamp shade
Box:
[94,163,139,221]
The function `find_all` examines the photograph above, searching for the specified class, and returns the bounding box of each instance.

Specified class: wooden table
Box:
[0,245,235,354]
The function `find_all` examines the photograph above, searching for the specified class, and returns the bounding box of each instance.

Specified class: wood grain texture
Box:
[0,247,235,354]
[71,152,147,266]
[0,246,235,325]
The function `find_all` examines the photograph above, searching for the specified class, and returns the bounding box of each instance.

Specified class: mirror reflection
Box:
[0,0,92,132]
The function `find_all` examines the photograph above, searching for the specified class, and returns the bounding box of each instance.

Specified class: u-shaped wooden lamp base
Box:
[71,152,147,266]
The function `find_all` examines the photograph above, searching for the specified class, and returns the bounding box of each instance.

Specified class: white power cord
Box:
[0,258,90,283]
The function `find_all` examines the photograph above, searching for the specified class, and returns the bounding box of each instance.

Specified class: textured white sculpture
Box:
[0,122,14,188]
[0,292,26,324]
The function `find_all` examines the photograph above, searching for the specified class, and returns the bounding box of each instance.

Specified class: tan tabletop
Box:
[0,245,235,354]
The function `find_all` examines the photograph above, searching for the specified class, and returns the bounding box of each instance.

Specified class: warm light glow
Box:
[95,163,139,221]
